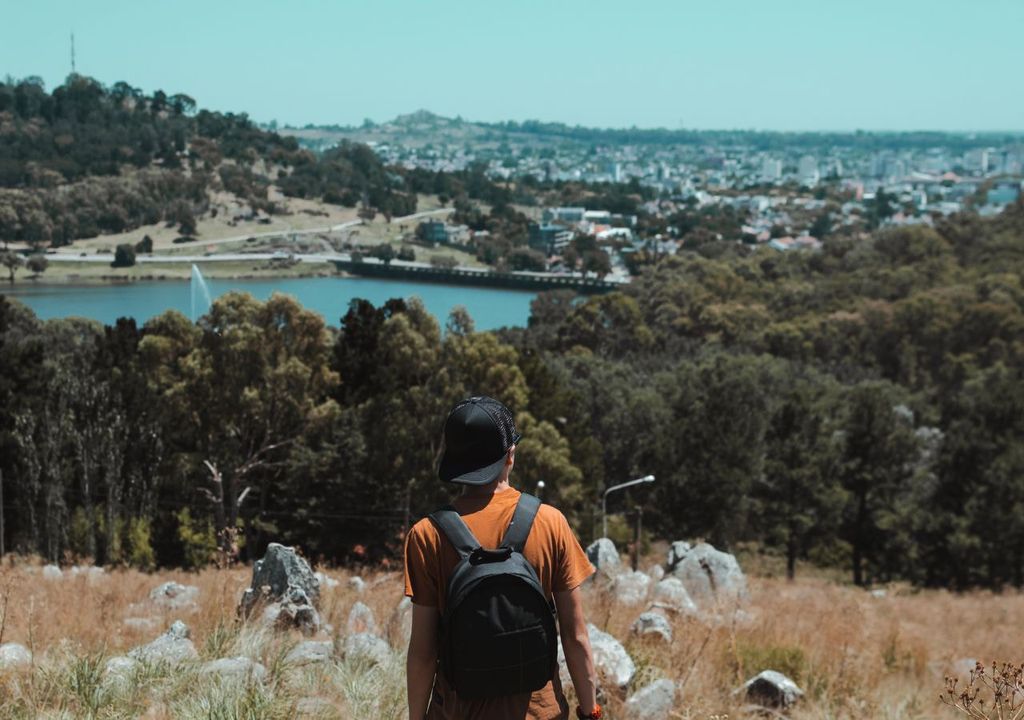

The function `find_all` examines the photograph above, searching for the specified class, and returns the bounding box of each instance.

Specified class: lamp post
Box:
[602,474,655,538]
[535,480,545,499]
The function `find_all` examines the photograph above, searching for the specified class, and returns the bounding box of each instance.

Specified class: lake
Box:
[2,276,537,330]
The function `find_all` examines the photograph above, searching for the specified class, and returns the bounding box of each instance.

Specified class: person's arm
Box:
[554,586,598,715]
[407,602,440,720]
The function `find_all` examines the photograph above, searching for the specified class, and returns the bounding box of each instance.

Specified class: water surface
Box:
[3,276,536,330]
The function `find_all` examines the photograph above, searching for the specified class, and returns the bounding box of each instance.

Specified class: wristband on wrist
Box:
[575,703,602,719]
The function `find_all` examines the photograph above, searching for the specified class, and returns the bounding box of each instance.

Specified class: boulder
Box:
[0,643,32,670]
[149,581,200,611]
[347,576,367,594]
[240,543,319,616]
[952,658,979,678]
[625,679,676,720]
[128,621,198,665]
[586,538,621,579]
[388,597,413,648]
[666,542,747,610]
[259,587,322,636]
[646,565,665,582]
[200,656,267,682]
[613,571,652,606]
[104,655,138,679]
[650,578,697,615]
[286,640,334,666]
[587,623,635,688]
[631,611,673,643]
[742,669,804,709]
[344,633,391,666]
[70,565,106,585]
[314,571,340,590]
[42,564,63,581]
[346,601,379,636]
[665,541,692,570]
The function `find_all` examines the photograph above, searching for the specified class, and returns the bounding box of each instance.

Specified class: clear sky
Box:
[2,0,1022,132]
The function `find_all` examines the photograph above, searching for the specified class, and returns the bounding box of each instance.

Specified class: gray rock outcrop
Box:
[625,679,676,720]
[613,571,652,606]
[666,541,747,610]
[587,623,635,687]
[646,564,665,582]
[150,581,200,611]
[42,564,63,581]
[344,633,391,666]
[200,656,267,682]
[347,576,366,593]
[742,669,804,709]
[0,643,32,670]
[650,577,697,615]
[240,543,320,615]
[104,655,138,679]
[242,544,321,634]
[631,611,673,643]
[346,601,379,636]
[314,571,340,590]
[586,538,622,579]
[286,640,334,666]
[128,620,198,665]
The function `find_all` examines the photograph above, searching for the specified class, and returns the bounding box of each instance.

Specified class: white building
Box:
[798,155,819,187]
[761,157,782,182]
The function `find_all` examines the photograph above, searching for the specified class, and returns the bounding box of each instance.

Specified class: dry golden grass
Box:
[0,556,1017,719]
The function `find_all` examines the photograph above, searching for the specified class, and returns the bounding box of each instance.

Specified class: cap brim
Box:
[439,452,508,486]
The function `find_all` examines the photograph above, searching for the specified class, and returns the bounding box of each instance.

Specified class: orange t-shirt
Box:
[404,487,594,720]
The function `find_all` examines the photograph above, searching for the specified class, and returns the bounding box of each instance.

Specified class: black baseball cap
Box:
[438,396,522,485]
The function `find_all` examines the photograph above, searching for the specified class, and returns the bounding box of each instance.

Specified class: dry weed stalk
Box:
[943,662,1024,720]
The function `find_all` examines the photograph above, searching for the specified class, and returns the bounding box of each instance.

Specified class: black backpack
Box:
[428,492,558,699]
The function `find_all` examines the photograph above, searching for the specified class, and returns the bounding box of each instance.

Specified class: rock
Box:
[201,656,267,682]
[149,581,200,611]
[128,621,198,665]
[388,597,413,648]
[104,655,138,678]
[646,565,665,582]
[344,633,391,666]
[259,588,322,636]
[587,623,635,688]
[347,576,366,594]
[70,565,106,585]
[742,670,804,709]
[665,542,747,610]
[314,571,340,590]
[586,538,621,578]
[123,617,161,632]
[286,640,335,666]
[665,541,692,570]
[240,543,319,617]
[346,601,379,636]
[42,564,63,581]
[625,679,676,720]
[650,578,697,615]
[631,611,673,643]
[613,571,652,606]
[870,588,887,599]
[0,643,32,670]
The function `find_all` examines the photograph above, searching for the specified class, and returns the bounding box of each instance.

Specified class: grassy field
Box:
[0,556,1009,719]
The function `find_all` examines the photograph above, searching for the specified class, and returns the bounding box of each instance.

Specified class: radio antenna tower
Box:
[70,33,76,74]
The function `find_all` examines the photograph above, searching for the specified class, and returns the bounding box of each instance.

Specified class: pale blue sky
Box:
[2,0,1022,131]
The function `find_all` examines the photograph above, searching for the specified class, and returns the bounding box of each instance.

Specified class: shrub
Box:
[111,244,136,268]
[175,508,217,569]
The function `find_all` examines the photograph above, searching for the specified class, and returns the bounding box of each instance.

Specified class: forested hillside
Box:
[1,200,1022,588]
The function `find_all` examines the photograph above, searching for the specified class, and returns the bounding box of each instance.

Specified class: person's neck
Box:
[461,477,513,498]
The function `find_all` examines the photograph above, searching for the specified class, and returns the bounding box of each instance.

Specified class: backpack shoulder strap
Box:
[502,492,542,553]
[428,505,480,560]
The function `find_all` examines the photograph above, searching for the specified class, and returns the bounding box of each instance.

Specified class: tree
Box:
[372,243,395,265]
[508,247,547,272]
[430,255,458,270]
[582,249,612,279]
[135,235,154,254]
[111,244,136,268]
[25,253,48,276]
[1,251,24,282]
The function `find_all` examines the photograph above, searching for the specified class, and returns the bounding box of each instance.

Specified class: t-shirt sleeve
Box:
[403,521,441,607]
[551,509,596,593]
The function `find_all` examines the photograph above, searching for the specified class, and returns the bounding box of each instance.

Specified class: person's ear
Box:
[506,445,516,466]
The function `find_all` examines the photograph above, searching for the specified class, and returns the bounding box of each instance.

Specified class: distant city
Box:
[280,112,1024,277]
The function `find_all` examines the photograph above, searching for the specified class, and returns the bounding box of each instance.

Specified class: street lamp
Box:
[535,480,545,499]
[602,474,655,538]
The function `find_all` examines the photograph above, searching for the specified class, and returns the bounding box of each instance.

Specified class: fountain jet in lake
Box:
[190,264,212,321]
